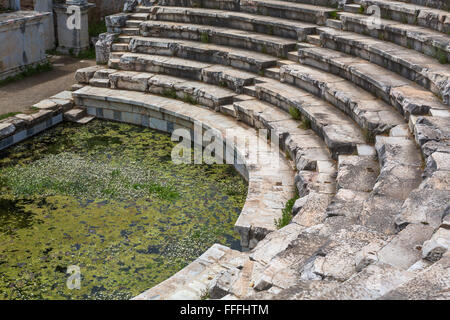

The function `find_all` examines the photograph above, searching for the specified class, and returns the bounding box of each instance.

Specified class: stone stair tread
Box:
[133,244,247,300]
[339,12,450,60]
[280,62,404,133]
[353,0,450,34]
[240,0,338,25]
[298,45,449,115]
[138,20,298,57]
[379,252,450,300]
[123,37,278,73]
[254,80,366,157]
[146,5,317,40]
[317,26,450,103]
[318,263,415,300]
[76,115,96,124]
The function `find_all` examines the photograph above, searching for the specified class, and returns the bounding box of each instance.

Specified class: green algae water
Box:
[0,120,247,300]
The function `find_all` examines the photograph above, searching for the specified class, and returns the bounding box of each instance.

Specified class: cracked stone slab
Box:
[337,155,379,192]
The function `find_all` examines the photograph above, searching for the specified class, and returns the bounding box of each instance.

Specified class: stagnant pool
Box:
[0,120,247,299]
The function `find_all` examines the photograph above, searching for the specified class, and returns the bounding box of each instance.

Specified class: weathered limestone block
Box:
[95,32,118,65]
[421,140,450,158]
[311,225,390,281]
[295,171,336,197]
[106,12,130,29]
[422,227,450,262]
[360,194,404,235]
[425,151,450,177]
[372,164,422,200]
[75,66,102,84]
[380,252,450,300]
[377,223,435,270]
[209,267,241,299]
[292,192,332,227]
[375,136,422,168]
[395,188,450,230]
[336,155,379,192]
[325,188,369,220]
[414,116,450,147]
[0,123,15,139]
[109,71,152,91]
[319,263,414,300]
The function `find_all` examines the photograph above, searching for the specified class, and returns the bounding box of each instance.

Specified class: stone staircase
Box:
[72,0,450,299]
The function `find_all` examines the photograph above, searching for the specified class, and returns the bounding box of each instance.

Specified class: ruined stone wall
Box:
[0,11,51,80]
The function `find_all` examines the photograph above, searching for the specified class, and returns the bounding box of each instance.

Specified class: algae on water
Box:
[0,120,247,300]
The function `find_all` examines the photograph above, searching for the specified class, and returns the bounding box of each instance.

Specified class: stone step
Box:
[134,244,248,300]
[123,37,278,73]
[109,51,127,59]
[336,155,379,192]
[344,4,363,13]
[338,12,450,65]
[252,79,366,158]
[325,19,343,30]
[380,252,450,299]
[394,0,449,11]
[297,46,450,117]
[239,0,339,25]
[287,50,300,62]
[233,99,334,173]
[145,5,317,41]
[116,53,257,93]
[137,20,298,58]
[353,0,450,34]
[76,115,96,124]
[306,34,321,46]
[317,27,450,105]
[130,12,149,21]
[88,78,110,88]
[121,27,140,36]
[395,160,450,231]
[117,35,132,44]
[111,43,129,52]
[90,68,238,109]
[357,135,423,235]
[64,108,86,122]
[264,67,280,80]
[140,0,241,12]
[125,19,142,28]
[280,63,405,135]
[318,263,415,299]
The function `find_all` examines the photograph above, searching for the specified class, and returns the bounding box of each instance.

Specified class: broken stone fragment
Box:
[422,227,450,262]
[95,33,118,65]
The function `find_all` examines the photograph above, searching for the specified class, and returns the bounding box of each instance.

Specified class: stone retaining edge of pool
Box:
[0,91,74,151]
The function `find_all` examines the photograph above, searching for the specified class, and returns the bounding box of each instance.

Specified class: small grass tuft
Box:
[358,5,365,14]
[436,48,448,64]
[275,193,299,229]
[329,10,339,20]
[162,88,178,99]
[0,112,20,121]
[289,106,301,120]
[299,117,311,130]
[200,32,210,43]
[363,128,375,144]
[182,93,197,105]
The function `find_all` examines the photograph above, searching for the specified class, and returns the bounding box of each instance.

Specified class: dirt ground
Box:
[0,55,96,114]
